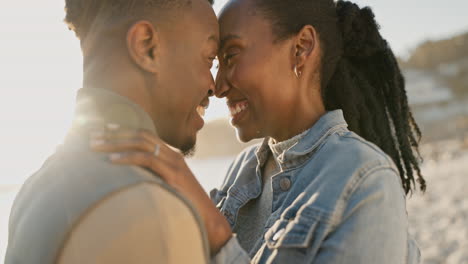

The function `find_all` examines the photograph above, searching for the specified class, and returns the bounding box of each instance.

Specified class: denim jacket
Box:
[210,110,421,264]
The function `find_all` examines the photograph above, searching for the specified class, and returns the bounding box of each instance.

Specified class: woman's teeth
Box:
[196,106,206,117]
[229,101,248,117]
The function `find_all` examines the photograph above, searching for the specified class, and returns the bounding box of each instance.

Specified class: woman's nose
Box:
[214,69,230,98]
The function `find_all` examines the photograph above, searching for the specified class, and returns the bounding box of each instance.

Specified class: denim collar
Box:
[222,110,349,227]
[255,110,348,171]
[269,129,309,161]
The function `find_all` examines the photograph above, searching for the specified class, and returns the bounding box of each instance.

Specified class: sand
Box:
[407,141,468,264]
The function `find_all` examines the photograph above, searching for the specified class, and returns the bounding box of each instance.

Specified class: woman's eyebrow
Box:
[220,34,241,50]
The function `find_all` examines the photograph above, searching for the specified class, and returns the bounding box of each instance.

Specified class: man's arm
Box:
[58,182,208,264]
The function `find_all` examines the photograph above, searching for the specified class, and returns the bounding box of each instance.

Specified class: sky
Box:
[0,0,467,185]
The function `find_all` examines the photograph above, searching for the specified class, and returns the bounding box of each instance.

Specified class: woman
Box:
[91,0,425,263]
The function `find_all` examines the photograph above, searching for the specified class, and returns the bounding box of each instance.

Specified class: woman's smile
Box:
[227,99,249,125]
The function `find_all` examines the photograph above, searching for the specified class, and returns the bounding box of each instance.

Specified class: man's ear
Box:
[127,21,159,73]
[293,25,317,71]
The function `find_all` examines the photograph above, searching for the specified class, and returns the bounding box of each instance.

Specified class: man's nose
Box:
[214,69,229,98]
[208,82,215,97]
[207,72,216,97]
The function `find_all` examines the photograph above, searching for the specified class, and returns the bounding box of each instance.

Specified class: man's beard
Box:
[180,141,196,157]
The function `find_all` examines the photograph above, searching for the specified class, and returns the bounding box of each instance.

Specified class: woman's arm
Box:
[313,168,410,264]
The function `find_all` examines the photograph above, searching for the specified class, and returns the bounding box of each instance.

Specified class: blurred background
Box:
[0,0,467,263]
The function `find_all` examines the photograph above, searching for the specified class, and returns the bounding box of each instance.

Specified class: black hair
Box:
[64,0,214,40]
[255,0,426,194]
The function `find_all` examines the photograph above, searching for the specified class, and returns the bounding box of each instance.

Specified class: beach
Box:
[407,141,468,263]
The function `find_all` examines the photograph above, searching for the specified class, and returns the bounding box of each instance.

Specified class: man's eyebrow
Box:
[220,34,241,50]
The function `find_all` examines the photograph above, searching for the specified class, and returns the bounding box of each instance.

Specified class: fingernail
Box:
[90,139,105,146]
[109,153,122,160]
[106,123,120,130]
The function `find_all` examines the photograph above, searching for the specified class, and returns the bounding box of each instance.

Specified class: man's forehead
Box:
[185,0,219,32]
[159,0,218,47]
[194,4,220,45]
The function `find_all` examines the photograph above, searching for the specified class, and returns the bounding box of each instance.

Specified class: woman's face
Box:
[215,0,301,142]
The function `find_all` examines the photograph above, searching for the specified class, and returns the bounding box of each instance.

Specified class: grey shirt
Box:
[233,130,309,253]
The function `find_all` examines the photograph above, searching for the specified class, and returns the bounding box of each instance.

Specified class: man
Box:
[6,0,226,263]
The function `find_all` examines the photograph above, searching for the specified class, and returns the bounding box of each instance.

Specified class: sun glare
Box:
[0,1,81,185]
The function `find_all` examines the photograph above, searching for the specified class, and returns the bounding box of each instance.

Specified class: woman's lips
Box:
[228,100,249,124]
[228,100,248,117]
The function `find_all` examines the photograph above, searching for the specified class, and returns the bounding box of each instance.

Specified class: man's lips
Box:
[196,97,210,117]
[196,105,206,117]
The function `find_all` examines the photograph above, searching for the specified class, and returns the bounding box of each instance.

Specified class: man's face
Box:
[152,0,219,155]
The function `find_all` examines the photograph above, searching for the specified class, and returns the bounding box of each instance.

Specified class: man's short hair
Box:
[64,0,214,40]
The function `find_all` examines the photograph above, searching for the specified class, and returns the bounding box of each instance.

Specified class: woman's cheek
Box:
[232,54,258,85]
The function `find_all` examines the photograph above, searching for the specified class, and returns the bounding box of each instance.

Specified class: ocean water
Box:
[0,156,234,263]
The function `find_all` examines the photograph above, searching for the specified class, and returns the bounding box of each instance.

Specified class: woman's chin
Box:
[235,127,262,143]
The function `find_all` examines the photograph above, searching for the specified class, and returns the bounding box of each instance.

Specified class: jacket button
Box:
[279,177,291,191]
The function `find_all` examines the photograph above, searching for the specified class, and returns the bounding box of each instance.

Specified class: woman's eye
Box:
[223,53,238,66]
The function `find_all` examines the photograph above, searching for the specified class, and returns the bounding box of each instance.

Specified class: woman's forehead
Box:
[219,0,258,24]
[218,0,264,34]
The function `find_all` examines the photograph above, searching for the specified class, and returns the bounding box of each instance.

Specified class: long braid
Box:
[325,2,426,193]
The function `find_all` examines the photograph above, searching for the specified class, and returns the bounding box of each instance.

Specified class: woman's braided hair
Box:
[255,0,426,194]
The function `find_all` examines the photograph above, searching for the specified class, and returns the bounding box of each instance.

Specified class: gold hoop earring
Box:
[294,66,302,78]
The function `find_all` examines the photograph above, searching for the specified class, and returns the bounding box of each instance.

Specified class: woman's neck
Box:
[270,95,326,142]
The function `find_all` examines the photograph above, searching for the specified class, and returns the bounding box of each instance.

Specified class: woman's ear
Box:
[126,21,159,73]
[293,25,317,70]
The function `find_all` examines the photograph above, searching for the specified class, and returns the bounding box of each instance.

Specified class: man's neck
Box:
[73,87,157,135]
[82,58,157,127]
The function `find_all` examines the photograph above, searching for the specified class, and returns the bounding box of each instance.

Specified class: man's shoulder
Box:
[7,140,200,263]
[21,145,157,196]
[13,139,175,219]
[56,182,209,264]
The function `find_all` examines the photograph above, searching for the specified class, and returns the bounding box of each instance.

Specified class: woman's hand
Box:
[89,124,232,255]
[90,125,191,188]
